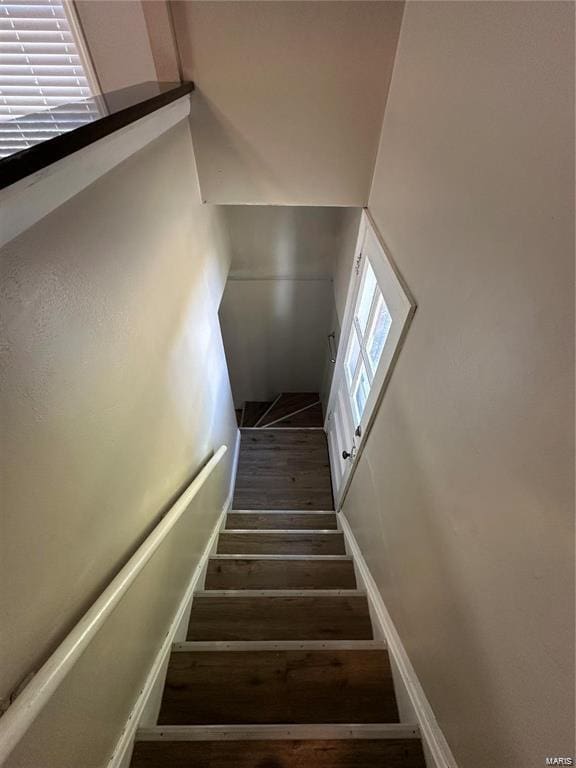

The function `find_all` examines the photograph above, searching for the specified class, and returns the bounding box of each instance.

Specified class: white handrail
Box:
[0,445,227,763]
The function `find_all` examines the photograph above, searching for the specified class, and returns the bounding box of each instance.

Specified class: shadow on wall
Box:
[214,205,362,407]
[190,91,283,204]
[218,277,334,405]
[343,391,531,765]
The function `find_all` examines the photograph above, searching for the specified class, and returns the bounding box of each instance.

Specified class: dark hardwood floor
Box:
[205,557,356,590]
[226,512,337,529]
[268,401,324,428]
[158,649,399,725]
[242,401,273,427]
[129,395,426,768]
[131,739,427,768]
[233,429,334,510]
[217,531,345,555]
[257,393,320,427]
[186,595,373,641]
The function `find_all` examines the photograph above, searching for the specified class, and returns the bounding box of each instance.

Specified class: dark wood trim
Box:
[0,81,194,191]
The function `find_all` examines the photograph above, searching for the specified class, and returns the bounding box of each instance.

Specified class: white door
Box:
[326,211,416,509]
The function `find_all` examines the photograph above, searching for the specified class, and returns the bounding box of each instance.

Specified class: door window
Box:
[347,257,393,421]
[366,293,392,373]
[325,212,416,509]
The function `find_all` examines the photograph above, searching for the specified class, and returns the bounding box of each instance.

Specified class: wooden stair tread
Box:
[157,649,399,725]
[187,595,373,641]
[234,429,334,511]
[257,393,320,427]
[267,401,324,429]
[242,401,273,427]
[205,557,356,590]
[226,512,337,530]
[131,738,426,767]
[217,531,345,555]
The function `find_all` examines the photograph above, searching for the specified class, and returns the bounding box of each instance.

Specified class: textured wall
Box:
[0,120,238,766]
[339,3,575,767]
[172,0,404,205]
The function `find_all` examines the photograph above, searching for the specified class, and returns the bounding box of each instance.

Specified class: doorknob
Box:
[342,447,356,460]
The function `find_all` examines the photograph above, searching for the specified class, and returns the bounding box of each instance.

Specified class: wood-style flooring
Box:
[205,557,356,590]
[233,429,334,510]
[186,594,373,641]
[255,393,320,427]
[129,420,426,768]
[132,739,427,768]
[158,649,399,724]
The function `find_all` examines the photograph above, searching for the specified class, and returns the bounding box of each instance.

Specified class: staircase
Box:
[130,395,426,767]
[238,392,324,429]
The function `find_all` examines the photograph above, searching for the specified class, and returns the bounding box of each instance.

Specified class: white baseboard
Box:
[338,512,459,768]
[108,432,241,768]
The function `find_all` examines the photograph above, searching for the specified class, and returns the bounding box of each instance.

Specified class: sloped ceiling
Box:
[171,1,404,206]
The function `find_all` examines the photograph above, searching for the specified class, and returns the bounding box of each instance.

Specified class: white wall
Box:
[222,206,357,279]
[218,206,360,406]
[338,3,575,767]
[220,278,334,406]
[76,0,158,92]
[0,120,238,766]
[172,0,404,205]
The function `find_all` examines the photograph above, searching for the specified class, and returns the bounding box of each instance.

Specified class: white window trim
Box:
[64,0,101,95]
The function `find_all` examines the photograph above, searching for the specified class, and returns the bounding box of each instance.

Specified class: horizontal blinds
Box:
[0,0,95,158]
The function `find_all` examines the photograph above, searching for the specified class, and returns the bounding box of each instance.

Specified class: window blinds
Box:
[0,0,96,158]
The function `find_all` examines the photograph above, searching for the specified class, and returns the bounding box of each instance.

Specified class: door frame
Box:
[325,209,417,510]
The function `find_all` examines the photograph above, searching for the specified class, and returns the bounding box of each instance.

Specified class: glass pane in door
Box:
[367,292,393,372]
[352,362,370,422]
[345,328,361,384]
[355,261,377,335]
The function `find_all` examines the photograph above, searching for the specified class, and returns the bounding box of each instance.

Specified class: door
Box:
[326,211,416,509]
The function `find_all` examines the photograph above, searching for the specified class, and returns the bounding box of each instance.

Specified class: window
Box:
[345,255,393,421]
[366,293,392,373]
[0,0,97,158]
